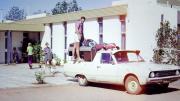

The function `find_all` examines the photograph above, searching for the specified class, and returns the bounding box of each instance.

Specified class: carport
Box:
[0,23,44,64]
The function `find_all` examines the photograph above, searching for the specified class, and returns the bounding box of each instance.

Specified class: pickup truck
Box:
[63,50,180,94]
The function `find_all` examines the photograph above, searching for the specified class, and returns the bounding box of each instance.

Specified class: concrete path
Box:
[0,64,76,89]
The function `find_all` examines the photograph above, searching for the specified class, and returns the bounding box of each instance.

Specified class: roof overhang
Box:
[0,5,127,31]
[0,23,44,32]
[13,5,128,24]
[157,0,180,6]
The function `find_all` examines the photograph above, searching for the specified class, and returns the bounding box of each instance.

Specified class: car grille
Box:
[154,70,177,77]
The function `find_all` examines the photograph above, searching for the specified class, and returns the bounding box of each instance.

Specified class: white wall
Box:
[126,0,178,61]
[103,16,121,47]
[84,18,99,43]
[41,24,51,48]
[52,23,65,60]
[40,32,44,42]
[67,22,75,47]
[67,19,99,45]
[12,32,23,59]
[0,32,5,63]
[49,17,122,60]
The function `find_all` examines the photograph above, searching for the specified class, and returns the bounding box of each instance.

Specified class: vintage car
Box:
[63,50,180,94]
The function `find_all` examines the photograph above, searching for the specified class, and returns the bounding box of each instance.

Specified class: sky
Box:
[0,0,119,20]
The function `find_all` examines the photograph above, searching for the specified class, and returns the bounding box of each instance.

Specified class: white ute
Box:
[63,50,180,94]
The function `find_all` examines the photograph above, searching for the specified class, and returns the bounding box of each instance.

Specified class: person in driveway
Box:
[27,43,33,69]
[43,42,52,65]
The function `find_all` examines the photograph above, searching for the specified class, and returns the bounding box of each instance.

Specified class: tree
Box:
[68,0,82,12]
[153,21,179,65]
[5,6,25,21]
[52,0,81,15]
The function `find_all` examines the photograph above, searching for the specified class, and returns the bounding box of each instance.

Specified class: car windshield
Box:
[114,51,144,63]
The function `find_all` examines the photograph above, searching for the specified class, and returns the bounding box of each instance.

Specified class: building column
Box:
[6,30,12,64]
[98,17,103,44]
[50,23,53,49]
[120,15,126,50]
[63,21,67,61]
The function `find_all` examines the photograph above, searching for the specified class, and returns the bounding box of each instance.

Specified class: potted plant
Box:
[53,54,61,66]
[35,70,45,84]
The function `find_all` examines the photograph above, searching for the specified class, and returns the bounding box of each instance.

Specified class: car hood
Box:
[139,62,179,71]
[119,62,180,72]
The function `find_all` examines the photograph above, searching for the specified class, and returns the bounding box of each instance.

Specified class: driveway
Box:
[0,64,75,89]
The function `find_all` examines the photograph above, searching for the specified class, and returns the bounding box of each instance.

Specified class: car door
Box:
[95,53,119,83]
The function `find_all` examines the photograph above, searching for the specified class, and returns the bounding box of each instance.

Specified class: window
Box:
[127,53,138,62]
[114,52,128,62]
[101,53,113,64]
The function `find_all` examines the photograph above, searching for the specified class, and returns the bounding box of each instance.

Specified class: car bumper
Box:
[147,76,180,84]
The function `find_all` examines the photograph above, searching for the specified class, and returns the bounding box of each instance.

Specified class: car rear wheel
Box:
[125,75,144,94]
[77,75,88,86]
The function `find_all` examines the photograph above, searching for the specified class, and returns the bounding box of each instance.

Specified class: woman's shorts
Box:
[73,33,82,43]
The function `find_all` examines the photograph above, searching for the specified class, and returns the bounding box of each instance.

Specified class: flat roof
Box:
[157,0,180,6]
[0,23,44,31]
[14,5,127,25]
[0,5,127,31]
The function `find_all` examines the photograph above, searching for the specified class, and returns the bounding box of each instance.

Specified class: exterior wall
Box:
[52,23,65,60]
[67,19,99,45]
[0,32,5,63]
[40,32,44,41]
[47,16,122,60]
[12,32,23,59]
[84,18,99,43]
[41,24,51,48]
[103,16,121,47]
[67,22,75,47]
[126,0,178,61]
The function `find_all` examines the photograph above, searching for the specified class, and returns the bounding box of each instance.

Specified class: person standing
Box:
[43,42,52,65]
[72,16,86,62]
[12,47,19,64]
[27,43,33,69]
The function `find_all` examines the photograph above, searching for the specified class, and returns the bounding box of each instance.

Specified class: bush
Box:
[35,71,45,84]
[153,21,179,66]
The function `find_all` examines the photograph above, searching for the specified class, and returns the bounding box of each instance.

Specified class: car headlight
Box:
[176,70,180,75]
[149,72,155,78]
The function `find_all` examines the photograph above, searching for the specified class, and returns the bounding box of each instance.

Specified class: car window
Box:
[114,52,128,62]
[127,53,144,62]
[127,53,138,62]
[114,51,144,63]
[101,53,113,64]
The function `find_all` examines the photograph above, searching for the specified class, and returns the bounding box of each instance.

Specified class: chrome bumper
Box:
[147,76,180,84]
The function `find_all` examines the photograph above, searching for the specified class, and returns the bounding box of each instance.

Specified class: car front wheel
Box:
[77,75,88,86]
[125,75,144,94]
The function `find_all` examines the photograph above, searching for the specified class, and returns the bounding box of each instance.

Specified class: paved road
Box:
[0,81,180,101]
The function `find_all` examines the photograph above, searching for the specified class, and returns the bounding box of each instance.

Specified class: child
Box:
[13,47,19,64]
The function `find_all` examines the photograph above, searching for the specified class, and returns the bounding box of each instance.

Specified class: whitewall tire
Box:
[125,75,144,94]
[77,76,88,86]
